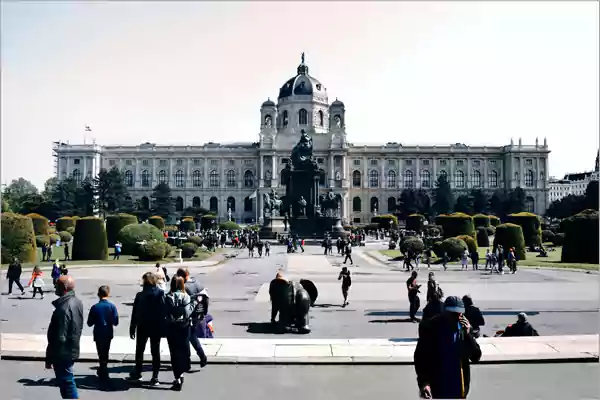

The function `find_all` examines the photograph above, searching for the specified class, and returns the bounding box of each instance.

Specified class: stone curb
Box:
[12,260,221,273]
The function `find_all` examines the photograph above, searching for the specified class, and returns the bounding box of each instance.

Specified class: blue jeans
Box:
[53,361,79,399]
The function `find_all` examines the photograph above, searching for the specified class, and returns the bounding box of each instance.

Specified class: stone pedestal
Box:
[259,216,287,239]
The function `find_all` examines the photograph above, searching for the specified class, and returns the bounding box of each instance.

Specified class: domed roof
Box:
[278,53,327,100]
[331,98,345,108]
[261,98,275,107]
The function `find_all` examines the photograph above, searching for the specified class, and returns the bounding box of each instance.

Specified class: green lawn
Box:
[1,246,223,269]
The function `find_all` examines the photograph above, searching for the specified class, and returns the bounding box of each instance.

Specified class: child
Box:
[338,266,351,307]
[265,241,271,257]
[87,285,119,380]
[28,266,45,299]
[51,259,61,286]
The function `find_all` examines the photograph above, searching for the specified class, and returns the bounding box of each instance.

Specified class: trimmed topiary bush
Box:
[201,214,218,230]
[406,214,426,232]
[179,218,196,232]
[489,216,501,227]
[56,217,76,232]
[493,223,526,261]
[117,223,165,255]
[181,242,198,258]
[552,233,565,246]
[49,233,61,245]
[431,240,444,258]
[506,212,542,248]
[473,214,491,228]
[186,236,203,246]
[439,237,468,261]
[425,224,443,237]
[106,213,138,247]
[561,209,599,264]
[457,234,478,254]
[400,237,425,255]
[138,241,169,261]
[436,213,475,239]
[66,226,75,235]
[148,216,165,230]
[26,213,50,236]
[219,221,240,231]
[541,229,555,243]
[486,226,496,237]
[476,227,489,247]
[58,231,73,243]
[36,235,50,247]
[72,217,109,261]
[48,226,57,235]
[371,214,398,229]
[1,212,37,264]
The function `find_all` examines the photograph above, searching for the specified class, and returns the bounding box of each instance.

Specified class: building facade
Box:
[53,56,551,223]
[548,152,599,203]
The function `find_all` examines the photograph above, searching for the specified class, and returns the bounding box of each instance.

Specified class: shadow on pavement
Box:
[18,375,131,392]
[312,303,343,308]
[232,322,285,334]
[366,310,541,317]
[369,318,415,323]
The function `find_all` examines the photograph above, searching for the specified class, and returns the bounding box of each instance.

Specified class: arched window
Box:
[72,169,82,184]
[158,170,167,184]
[488,170,498,188]
[209,196,218,212]
[387,197,397,213]
[192,170,202,187]
[175,170,184,188]
[175,196,184,212]
[192,196,201,208]
[124,170,133,187]
[140,196,150,210]
[352,196,362,212]
[369,170,379,188]
[318,110,324,126]
[454,170,465,188]
[471,170,481,188]
[420,170,431,188]
[403,170,414,188]
[227,196,236,212]
[387,170,396,188]
[299,108,308,125]
[352,170,361,188]
[209,170,219,188]
[525,196,535,213]
[370,197,379,212]
[244,197,253,212]
[283,110,289,126]
[525,170,534,187]
[514,171,519,182]
[227,170,236,188]
[319,169,326,187]
[141,170,150,187]
[439,170,448,180]
[244,170,254,188]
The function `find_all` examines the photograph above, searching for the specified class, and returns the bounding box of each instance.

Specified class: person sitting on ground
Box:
[421,289,444,321]
[269,271,289,324]
[462,295,485,338]
[502,313,539,337]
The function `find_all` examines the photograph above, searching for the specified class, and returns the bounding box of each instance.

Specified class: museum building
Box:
[53,55,550,223]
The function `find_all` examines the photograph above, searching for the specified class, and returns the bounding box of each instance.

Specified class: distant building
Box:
[548,151,599,203]
[52,55,551,223]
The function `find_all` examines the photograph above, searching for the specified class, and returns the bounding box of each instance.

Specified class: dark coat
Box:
[422,299,444,321]
[414,314,482,399]
[46,291,84,364]
[130,286,166,336]
[502,321,539,337]
[7,261,22,279]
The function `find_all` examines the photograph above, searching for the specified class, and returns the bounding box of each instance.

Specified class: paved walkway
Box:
[2,333,597,364]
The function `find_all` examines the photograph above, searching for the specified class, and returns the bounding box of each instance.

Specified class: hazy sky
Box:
[1,1,598,189]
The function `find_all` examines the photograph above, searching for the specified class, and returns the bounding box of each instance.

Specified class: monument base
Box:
[289,216,348,239]
[259,217,288,239]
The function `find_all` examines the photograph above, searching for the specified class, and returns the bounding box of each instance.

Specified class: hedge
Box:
[117,223,165,255]
[561,209,599,264]
[406,214,426,232]
[26,213,50,236]
[541,229,555,243]
[493,223,526,260]
[219,221,240,231]
[476,227,489,247]
[436,213,475,239]
[506,212,542,248]
[1,213,37,264]
[473,214,491,228]
[36,235,50,247]
[72,217,109,260]
[186,236,204,246]
[179,218,196,232]
[181,242,198,258]
[58,231,73,243]
[425,224,443,237]
[201,214,218,230]
[485,226,496,236]
[438,237,468,261]
[138,241,170,261]
[56,217,76,232]
[399,237,425,255]
[457,234,478,254]
[489,216,501,227]
[148,216,166,230]
[105,213,138,246]
[552,233,565,246]
[371,214,398,229]
[49,233,61,245]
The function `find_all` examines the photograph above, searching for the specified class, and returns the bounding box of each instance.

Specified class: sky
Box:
[1,1,598,190]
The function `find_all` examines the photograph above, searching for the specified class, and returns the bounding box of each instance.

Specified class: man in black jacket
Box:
[502,313,539,337]
[463,295,485,338]
[6,257,25,295]
[414,296,482,399]
[45,276,83,399]
[128,272,166,385]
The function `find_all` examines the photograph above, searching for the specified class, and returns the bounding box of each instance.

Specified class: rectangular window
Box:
[159,160,167,166]
[109,160,116,166]
[422,160,430,166]
[526,159,533,165]
[142,159,149,166]
[353,159,360,166]
[125,159,132,166]
[405,160,413,166]
[473,160,480,167]
[335,157,342,167]
[490,160,497,166]
[74,159,80,165]
[456,160,464,167]
[370,159,378,166]
[193,159,201,166]
[228,159,235,166]
[440,159,447,166]
[176,159,183,166]
[211,159,218,165]
[388,159,395,166]
[244,159,252,166]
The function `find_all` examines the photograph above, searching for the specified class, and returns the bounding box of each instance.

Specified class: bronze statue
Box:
[319,190,341,218]
[263,189,282,217]
[290,130,316,170]
[298,196,307,216]
[269,272,312,333]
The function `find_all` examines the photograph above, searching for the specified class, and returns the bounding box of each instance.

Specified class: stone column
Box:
[186,158,191,188]
[380,162,385,189]
[329,154,335,188]
[432,157,437,183]
[152,158,158,187]
[363,157,368,189]
[519,156,524,187]
[258,155,264,188]
[257,191,263,223]
[415,157,420,189]
[342,154,347,182]
[450,158,455,190]
[483,157,488,189]
[271,154,277,188]
[204,158,209,188]
[466,157,471,189]
[536,157,540,189]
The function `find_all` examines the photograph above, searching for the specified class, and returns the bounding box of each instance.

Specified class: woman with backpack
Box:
[165,276,195,391]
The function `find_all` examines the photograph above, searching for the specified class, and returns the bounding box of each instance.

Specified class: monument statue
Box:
[265,115,272,128]
[319,190,341,218]
[298,196,307,216]
[334,115,341,128]
[291,129,317,170]
[263,189,282,217]
[269,272,312,334]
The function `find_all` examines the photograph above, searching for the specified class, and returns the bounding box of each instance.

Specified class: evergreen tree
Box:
[51,178,79,217]
[489,189,509,218]
[470,189,489,214]
[151,183,174,218]
[454,194,473,214]
[75,177,97,216]
[95,167,130,216]
[397,189,431,220]
[433,175,454,215]
[585,180,599,210]
[507,187,526,214]
[2,178,39,212]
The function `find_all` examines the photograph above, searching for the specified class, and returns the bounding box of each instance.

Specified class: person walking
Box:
[414,296,482,399]
[42,242,48,262]
[176,268,208,368]
[154,263,167,291]
[424,248,432,269]
[299,238,305,253]
[27,266,45,299]
[113,241,122,260]
[343,243,353,265]
[47,244,53,263]
[406,270,422,322]
[87,285,119,380]
[338,266,351,307]
[51,260,62,287]
[265,241,270,257]
[165,276,195,391]
[45,276,84,399]
[461,250,469,271]
[64,242,70,261]
[426,272,443,304]
[6,257,25,296]
[441,252,448,271]
[470,250,479,270]
[128,272,166,385]
[484,249,491,270]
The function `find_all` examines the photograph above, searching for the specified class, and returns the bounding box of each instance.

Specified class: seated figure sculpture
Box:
[290,129,317,170]
[269,272,312,333]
